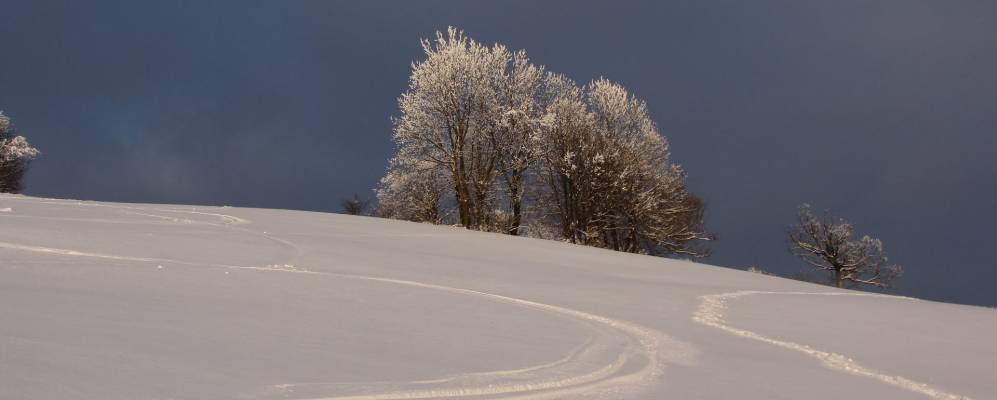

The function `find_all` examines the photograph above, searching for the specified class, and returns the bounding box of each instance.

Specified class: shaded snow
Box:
[0,194,993,399]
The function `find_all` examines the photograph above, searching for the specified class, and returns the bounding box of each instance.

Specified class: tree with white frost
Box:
[376,158,447,224]
[787,204,902,289]
[0,112,39,193]
[490,50,544,235]
[392,27,509,229]
[534,76,712,256]
[380,27,713,256]
[534,73,610,245]
[589,78,711,256]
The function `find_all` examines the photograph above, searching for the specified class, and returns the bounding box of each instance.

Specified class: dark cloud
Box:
[2,0,995,305]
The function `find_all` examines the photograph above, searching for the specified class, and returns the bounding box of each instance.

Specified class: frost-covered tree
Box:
[534,77,712,256]
[381,27,712,256]
[490,51,544,235]
[787,204,902,289]
[392,27,510,229]
[0,112,39,193]
[376,158,447,224]
[534,73,609,245]
[590,78,712,256]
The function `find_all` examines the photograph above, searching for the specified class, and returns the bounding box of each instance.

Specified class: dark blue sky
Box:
[2,1,995,305]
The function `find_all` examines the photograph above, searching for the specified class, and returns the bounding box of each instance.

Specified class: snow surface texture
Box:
[1,194,994,399]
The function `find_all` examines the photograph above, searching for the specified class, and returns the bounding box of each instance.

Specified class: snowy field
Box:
[1,194,994,399]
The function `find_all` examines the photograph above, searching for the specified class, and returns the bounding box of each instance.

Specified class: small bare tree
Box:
[787,204,902,289]
[340,193,371,216]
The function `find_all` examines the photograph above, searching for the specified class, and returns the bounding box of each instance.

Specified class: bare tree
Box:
[340,193,372,216]
[0,112,39,193]
[787,204,902,289]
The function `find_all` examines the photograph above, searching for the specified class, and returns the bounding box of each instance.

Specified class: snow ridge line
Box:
[693,290,971,400]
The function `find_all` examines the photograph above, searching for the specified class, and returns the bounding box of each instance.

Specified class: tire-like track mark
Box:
[288,272,682,400]
[693,291,971,400]
[0,199,690,400]
[1,240,680,399]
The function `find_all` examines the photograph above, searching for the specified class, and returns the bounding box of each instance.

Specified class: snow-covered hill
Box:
[1,194,993,399]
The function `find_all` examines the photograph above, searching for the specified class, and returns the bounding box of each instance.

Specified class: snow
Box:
[1,194,993,399]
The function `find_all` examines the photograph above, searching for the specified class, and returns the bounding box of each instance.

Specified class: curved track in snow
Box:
[0,197,683,400]
[1,238,678,399]
[1,195,992,399]
[694,291,972,400]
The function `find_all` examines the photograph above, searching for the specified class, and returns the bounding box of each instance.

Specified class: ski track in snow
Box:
[0,196,301,262]
[0,196,686,399]
[1,239,679,399]
[694,291,972,400]
[0,196,249,225]
[287,273,685,400]
[2,195,976,399]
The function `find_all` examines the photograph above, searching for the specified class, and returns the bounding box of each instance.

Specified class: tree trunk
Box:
[560,175,574,242]
[510,201,522,235]
[507,170,523,236]
[453,125,472,229]
[834,268,844,288]
[454,162,471,228]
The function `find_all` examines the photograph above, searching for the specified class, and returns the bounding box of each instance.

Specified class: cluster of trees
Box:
[374,28,713,257]
[348,28,903,290]
[0,112,39,193]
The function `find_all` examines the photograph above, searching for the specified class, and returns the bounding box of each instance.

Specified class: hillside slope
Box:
[1,194,993,399]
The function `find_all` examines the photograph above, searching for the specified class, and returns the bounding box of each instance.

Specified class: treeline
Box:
[374,28,713,257]
[0,111,39,193]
